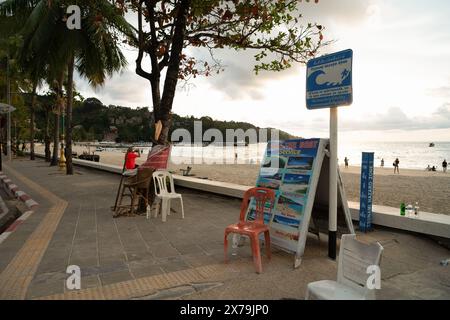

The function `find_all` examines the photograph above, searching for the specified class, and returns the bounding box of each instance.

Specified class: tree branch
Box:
[135,0,152,80]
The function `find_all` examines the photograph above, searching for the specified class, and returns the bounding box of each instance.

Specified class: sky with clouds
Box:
[75,0,450,142]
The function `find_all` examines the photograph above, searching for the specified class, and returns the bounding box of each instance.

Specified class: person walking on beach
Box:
[344,157,349,168]
[393,158,400,174]
[443,159,448,173]
[381,158,384,168]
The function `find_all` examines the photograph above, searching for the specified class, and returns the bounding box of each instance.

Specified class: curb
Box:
[0,171,39,245]
[0,172,39,210]
[0,210,33,245]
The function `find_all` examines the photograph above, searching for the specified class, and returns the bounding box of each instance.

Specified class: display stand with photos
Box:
[246,138,355,268]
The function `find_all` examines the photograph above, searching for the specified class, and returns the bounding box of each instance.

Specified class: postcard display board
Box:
[247,138,355,268]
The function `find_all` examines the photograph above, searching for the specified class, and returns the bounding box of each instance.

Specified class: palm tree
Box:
[2,0,133,174]
[0,1,38,159]
[20,63,45,160]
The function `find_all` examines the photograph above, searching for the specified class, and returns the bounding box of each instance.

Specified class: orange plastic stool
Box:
[224,187,276,273]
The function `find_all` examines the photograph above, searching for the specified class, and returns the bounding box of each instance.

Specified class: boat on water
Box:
[429,142,435,147]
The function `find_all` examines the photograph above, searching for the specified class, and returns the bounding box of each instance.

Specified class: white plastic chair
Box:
[305,234,384,300]
[152,171,184,222]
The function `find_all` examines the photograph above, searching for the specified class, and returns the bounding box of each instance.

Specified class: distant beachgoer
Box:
[432,166,437,172]
[344,157,349,168]
[381,158,384,168]
[125,147,140,170]
[393,158,400,174]
[443,159,447,173]
[426,165,431,171]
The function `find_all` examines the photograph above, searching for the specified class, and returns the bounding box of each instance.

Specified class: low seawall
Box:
[28,153,450,239]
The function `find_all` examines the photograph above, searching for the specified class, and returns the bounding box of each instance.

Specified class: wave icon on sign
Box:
[307,60,351,90]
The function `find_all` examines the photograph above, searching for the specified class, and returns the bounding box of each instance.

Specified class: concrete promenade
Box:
[0,158,449,300]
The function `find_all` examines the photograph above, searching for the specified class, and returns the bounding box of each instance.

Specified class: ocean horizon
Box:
[93,140,450,170]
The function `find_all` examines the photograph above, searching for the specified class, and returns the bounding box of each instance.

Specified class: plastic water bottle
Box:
[231,234,239,256]
[414,202,419,217]
[406,204,413,217]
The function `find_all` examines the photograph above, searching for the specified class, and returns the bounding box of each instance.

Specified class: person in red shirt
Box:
[125,147,140,170]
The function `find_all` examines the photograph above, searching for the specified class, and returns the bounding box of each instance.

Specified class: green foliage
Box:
[171,114,295,143]
[28,95,296,143]
[124,0,326,79]
[71,98,153,142]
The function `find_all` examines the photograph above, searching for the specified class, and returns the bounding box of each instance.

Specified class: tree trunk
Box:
[50,112,60,166]
[50,74,64,166]
[156,0,191,145]
[44,108,51,162]
[29,82,37,160]
[65,54,75,175]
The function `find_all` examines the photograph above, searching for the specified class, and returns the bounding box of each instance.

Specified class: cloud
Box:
[193,0,376,100]
[72,0,376,104]
[195,48,303,101]
[340,105,450,131]
[75,69,150,107]
[427,86,450,98]
[299,0,376,26]
[265,104,450,133]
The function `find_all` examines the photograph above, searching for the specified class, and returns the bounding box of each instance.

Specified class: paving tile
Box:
[125,250,154,262]
[80,275,101,290]
[36,259,68,274]
[172,243,203,255]
[26,280,65,300]
[131,265,164,279]
[69,256,99,269]
[150,243,179,258]
[158,260,191,273]
[127,258,156,270]
[99,270,133,286]
[96,260,129,275]
[33,271,68,284]
[180,253,217,268]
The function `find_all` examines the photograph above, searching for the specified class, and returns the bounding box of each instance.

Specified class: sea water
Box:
[338,141,450,170]
[102,141,450,170]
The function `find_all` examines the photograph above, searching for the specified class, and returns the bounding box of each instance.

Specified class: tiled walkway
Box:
[0,158,449,300]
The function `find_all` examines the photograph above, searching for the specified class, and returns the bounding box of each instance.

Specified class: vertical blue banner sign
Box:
[360,152,374,232]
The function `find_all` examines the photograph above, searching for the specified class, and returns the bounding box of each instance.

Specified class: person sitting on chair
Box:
[125,147,140,170]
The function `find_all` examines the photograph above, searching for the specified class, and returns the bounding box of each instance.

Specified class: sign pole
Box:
[329,107,338,260]
[305,49,353,261]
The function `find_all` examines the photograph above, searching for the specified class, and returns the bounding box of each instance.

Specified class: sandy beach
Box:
[34,144,450,215]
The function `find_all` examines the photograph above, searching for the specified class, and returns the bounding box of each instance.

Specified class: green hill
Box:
[33,97,298,143]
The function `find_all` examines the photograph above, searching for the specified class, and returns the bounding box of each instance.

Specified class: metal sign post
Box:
[329,107,338,259]
[306,49,353,260]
